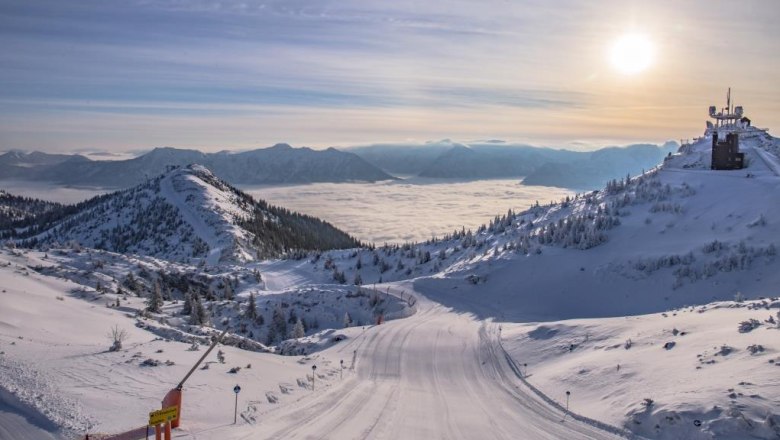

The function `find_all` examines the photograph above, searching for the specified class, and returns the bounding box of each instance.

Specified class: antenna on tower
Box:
[727,87,731,114]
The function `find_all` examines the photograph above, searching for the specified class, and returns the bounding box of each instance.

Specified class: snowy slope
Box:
[17,164,359,264]
[279,127,780,438]
[0,250,622,440]
[502,299,780,439]
[0,248,416,438]
[157,164,255,264]
[2,126,780,440]
[312,128,780,320]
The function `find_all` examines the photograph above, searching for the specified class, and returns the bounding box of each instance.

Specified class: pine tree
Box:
[146,281,163,313]
[291,318,305,339]
[343,311,352,328]
[190,298,208,325]
[353,273,363,285]
[266,324,278,345]
[182,290,193,315]
[272,305,287,340]
[244,292,257,320]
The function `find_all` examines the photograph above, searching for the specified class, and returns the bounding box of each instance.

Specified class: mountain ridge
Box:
[0,144,395,188]
[5,164,362,263]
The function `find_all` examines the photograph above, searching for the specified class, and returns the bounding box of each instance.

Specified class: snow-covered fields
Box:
[2,127,780,439]
[503,300,780,439]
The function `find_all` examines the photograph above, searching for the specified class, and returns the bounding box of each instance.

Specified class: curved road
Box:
[247,290,624,440]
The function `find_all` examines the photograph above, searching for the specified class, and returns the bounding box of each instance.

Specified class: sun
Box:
[610,34,655,75]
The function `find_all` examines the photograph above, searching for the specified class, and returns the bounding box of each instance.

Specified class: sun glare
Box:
[610,34,655,75]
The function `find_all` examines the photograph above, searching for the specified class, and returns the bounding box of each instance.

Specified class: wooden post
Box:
[155,424,162,440]
[164,421,171,440]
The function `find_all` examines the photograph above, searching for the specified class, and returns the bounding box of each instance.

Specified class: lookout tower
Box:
[709,88,745,170]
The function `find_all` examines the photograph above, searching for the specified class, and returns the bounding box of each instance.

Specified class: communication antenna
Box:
[726,87,731,114]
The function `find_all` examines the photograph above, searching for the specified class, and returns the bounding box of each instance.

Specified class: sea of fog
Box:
[0,178,573,244]
[239,178,573,244]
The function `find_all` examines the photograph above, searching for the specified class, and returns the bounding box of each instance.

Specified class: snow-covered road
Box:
[241,289,624,440]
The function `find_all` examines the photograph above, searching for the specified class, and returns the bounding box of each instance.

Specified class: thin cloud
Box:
[1,0,779,151]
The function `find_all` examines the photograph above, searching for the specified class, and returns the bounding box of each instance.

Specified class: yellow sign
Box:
[149,406,178,426]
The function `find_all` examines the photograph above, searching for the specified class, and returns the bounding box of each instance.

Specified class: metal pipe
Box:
[177,327,229,390]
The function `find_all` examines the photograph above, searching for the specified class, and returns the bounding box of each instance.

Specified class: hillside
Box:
[0,190,63,233]
[12,165,361,263]
[297,126,780,438]
[310,129,777,316]
[0,144,395,188]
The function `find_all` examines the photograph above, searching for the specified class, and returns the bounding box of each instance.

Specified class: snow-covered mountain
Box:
[13,165,361,263]
[315,128,780,320]
[0,144,396,188]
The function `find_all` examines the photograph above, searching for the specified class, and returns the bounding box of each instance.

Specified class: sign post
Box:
[340,360,344,380]
[233,385,241,424]
[311,365,317,390]
[148,406,178,440]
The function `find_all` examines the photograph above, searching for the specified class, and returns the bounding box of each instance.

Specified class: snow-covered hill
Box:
[16,165,360,264]
[290,127,780,438]
[313,128,780,320]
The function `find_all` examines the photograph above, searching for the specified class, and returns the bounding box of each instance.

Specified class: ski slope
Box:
[0,390,59,440]
[233,285,623,440]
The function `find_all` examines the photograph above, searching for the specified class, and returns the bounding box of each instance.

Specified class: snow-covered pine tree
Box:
[291,318,305,339]
[343,311,352,328]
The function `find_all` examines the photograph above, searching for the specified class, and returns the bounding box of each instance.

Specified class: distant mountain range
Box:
[347,140,679,189]
[0,140,678,191]
[0,143,395,188]
[1,165,361,262]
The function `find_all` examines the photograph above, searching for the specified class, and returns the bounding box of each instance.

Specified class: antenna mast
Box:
[727,87,731,114]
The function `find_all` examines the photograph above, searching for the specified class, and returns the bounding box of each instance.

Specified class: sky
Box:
[0,0,779,152]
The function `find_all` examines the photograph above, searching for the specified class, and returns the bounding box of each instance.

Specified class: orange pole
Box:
[161,388,182,429]
[155,424,162,440]
[164,421,171,440]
